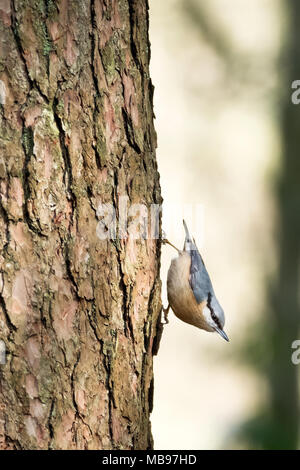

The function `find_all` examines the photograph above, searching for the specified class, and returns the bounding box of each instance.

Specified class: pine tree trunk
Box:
[0,0,162,450]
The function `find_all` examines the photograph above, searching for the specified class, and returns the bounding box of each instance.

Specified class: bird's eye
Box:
[207,292,222,329]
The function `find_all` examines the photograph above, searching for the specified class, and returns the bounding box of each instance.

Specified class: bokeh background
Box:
[149,0,300,449]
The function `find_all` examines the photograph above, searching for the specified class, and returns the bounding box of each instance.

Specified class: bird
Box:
[162,220,229,342]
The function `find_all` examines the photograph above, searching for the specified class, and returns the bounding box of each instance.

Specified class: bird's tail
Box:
[183,219,192,240]
[183,219,195,251]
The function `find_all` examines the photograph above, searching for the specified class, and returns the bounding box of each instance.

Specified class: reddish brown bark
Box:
[0,0,162,449]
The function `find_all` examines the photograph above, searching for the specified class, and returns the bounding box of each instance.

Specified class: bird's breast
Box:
[167,252,212,331]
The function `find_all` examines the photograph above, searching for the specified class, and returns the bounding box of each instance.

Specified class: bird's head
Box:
[203,292,229,342]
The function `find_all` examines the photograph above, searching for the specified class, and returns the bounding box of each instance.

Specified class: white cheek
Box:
[203,306,214,327]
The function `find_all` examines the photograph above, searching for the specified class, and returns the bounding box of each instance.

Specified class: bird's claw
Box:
[162,304,170,324]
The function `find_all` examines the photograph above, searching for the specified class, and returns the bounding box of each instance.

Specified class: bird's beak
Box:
[214,327,229,342]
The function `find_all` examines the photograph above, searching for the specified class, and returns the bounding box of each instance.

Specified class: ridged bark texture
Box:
[0,0,162,449]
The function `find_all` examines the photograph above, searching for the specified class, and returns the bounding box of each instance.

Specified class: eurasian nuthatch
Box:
[163,220,229,342]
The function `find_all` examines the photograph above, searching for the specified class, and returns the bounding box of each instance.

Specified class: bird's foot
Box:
[162,304,170,324]
[161,239,180,253]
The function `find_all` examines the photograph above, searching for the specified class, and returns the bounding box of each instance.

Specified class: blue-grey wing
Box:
[182,219,213,303]
[189,247,213,303]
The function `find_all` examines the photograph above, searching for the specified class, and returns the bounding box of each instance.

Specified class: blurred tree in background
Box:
[182,0,300,450]
[252,0,300,449]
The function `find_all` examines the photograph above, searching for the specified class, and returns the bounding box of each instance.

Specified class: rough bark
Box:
[0,0,162,450]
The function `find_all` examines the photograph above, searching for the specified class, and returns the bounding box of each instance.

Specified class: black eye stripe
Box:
[207,292,222,329]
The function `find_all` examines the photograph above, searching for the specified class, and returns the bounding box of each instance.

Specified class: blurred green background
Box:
[150,0,300,449]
